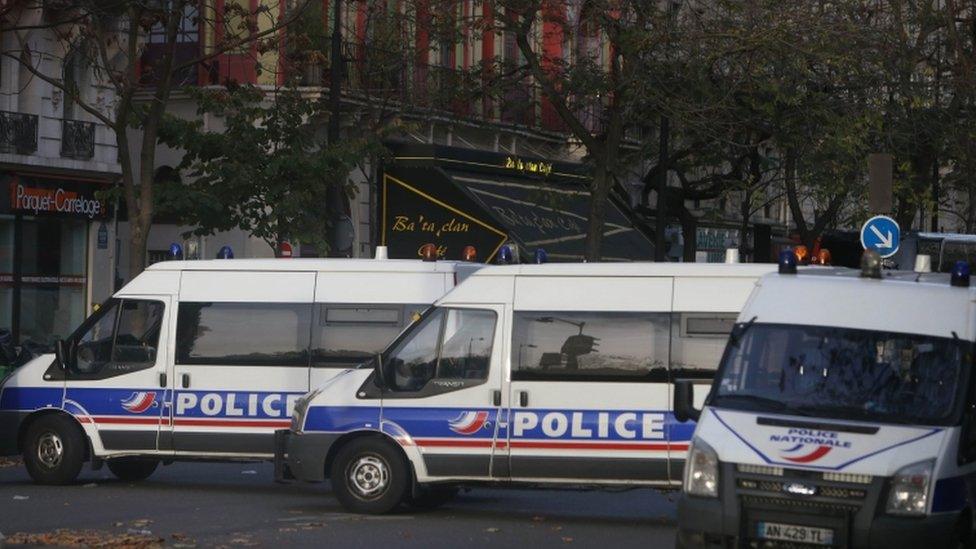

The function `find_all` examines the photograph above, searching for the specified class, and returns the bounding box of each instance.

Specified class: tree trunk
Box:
[128,222,149,281]
[739,190,752,259]
[584,162,611,261]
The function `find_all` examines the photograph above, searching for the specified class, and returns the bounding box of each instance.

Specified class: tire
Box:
[330,437,409,514]
[405,486,459,510]
[107,457,159,482]
[23,414,86,485]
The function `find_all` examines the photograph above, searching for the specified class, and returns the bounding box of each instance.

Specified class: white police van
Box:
[277,262,776,513]
[0,255,480,484]
[673,251,976,548]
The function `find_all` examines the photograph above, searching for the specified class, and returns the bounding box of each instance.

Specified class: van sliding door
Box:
[501,276,675,485]
[165,271,315,457]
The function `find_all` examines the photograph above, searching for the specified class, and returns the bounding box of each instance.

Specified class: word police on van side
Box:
[512,410,666,440]
[174,392,302,418]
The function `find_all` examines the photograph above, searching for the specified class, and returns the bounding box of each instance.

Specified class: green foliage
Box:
[158,84,379,254]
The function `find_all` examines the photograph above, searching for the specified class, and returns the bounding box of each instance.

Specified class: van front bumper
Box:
[676,464,961,549]
[273,429,339,483]
[0,410,26,456]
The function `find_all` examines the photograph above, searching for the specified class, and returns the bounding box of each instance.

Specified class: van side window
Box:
[176,302,310,366]
[511,312,669,382]
[386,308,496,394]
[71,299,164,379]
[670,313,738,378]
[311,304,427,368]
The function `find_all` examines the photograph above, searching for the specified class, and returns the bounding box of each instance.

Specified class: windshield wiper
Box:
[711,393,806,415]
[728,316,758,348]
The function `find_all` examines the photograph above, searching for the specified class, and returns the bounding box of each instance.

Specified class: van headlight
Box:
[886,460,934,516]
[291,388,323,434]
[684,438,720,498]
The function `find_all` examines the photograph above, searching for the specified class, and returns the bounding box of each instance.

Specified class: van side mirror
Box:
[673,379,701,423]
[54,339,69,369]
[373,353,387,389]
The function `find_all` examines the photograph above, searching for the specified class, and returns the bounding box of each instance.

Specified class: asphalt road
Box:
[0,460,678,548]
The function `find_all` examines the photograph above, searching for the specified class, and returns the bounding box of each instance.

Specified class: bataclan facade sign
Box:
[379,144,654,263]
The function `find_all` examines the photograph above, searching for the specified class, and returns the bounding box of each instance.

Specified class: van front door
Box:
[63,295,170,455]
[379,305,505,481]
[498,276,675,485]
[165,271,315,457]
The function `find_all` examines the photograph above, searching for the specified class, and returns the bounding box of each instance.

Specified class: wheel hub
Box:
[348,455,389,499]
[36,431,64,469]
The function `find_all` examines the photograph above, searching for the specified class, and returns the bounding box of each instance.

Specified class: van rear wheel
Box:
[107,457,159,482]
[23,415,85,485]
[330,437,408,514]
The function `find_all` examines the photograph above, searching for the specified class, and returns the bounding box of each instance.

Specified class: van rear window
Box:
[176,302,311,366]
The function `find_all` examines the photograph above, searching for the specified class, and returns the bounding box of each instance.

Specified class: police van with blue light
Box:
[276,252,777,513]
[0,245,480,484]
[673,249,976,548]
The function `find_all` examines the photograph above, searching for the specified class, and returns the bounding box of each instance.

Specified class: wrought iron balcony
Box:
[61,119,95,160]
[0,111,38,155]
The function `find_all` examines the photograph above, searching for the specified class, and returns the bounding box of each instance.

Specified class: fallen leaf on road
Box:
[0,456,22,468]
[278,527,296,533]
[561,537,574,543]
[82,482,98,488]
[13,495,28,500]
[114,522,124,527]
[532,516,546,522]
[131,519,153,528]
[241,470,257,475]
[550,526,563,531]
[485,527,500,533]
[4,528,162,548]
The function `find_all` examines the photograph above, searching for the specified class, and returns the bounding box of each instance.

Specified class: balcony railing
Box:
[61,119,95,160]
[0,111,38,155]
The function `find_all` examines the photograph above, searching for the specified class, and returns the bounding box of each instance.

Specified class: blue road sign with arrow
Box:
[860,215,900,258]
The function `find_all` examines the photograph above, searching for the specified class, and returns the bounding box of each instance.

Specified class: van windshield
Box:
[711,324,969,426]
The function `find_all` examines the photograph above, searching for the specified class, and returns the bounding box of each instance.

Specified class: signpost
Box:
[860,215,900,258]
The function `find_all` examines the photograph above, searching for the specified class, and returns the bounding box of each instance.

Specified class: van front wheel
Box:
[107,458,159,482]
[330,437,408,514]
[23,415,85,485]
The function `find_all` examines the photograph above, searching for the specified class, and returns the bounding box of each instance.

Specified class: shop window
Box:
[311,303,427,368]
[512,311,670,382]
[19,217,87,346]
[176,302,311,366]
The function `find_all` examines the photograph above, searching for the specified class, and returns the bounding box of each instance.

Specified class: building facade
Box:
[0,6,120,345]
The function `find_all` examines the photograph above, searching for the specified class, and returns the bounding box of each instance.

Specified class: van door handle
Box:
[159,372,167,388]
[181,373,190,389]
[492,390,501,406]
[519,391,528,407]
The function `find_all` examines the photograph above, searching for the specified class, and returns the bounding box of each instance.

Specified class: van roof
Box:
[145,258,473,273]
[747,267,975,340]
[468,262,778,277]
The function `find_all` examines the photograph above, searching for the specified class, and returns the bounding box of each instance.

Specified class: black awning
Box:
[449,171,653,262]
[379,147,654,262]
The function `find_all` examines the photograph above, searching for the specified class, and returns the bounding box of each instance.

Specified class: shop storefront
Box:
[379,144,655,262]
[0,172,111,346]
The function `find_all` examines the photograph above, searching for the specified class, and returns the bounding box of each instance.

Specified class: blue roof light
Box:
[169,243,183,260]
[217,245,234,259]
[497,245,513,265]
[778,250,797,274]
[951,261,970,287]
[534,248,548,264]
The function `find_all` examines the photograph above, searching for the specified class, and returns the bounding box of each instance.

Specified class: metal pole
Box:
[654,115,669,261]
[327,0,345,256]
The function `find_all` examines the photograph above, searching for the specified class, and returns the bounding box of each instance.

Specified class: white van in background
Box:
[0,257,480,485]
[674,253,976,548]
[278,262,777,513]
